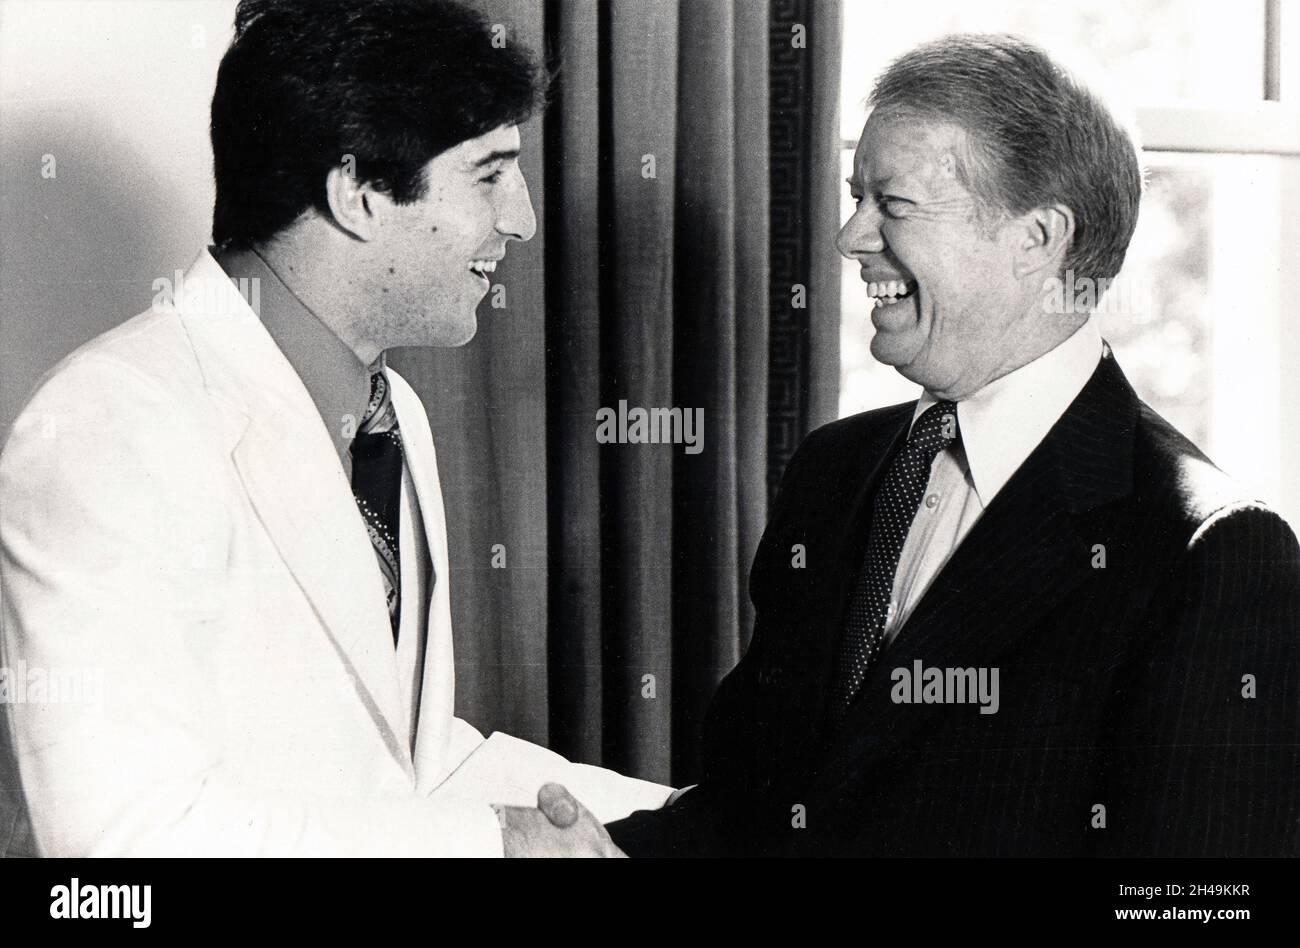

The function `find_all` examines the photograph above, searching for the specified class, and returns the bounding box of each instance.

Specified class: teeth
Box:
[469,259,497,275]
[867,279,913,300]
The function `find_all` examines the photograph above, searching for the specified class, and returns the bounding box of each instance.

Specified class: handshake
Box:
[495,783,627,858]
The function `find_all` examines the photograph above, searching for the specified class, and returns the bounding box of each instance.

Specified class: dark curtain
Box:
[392,0,841,787]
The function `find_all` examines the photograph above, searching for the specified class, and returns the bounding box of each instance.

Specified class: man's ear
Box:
[1011,203,1075,280]
[324,165,382,241]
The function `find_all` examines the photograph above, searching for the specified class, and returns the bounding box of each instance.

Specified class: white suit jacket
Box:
[0,250,502,856]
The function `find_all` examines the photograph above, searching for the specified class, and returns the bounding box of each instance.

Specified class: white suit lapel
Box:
[386,371,461,792]
[230,412,413,773]
[175,250,413,775]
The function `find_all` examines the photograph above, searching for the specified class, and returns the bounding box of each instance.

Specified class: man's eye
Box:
[479,169,504,185]
[877,196,910,219]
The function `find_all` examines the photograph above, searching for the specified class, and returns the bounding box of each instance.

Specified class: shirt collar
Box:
[211,245,374,469]
[912,317,1103,507]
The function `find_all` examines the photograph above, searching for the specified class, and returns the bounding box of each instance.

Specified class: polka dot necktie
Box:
[351,369,404,645]
[828,400,960,722]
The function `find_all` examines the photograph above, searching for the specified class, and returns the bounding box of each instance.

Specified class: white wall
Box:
[0,0,237,436]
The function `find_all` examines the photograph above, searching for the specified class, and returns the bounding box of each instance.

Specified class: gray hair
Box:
[869,33,1142,286]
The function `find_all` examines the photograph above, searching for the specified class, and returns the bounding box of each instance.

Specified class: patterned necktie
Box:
[828,400,960,722]
[351,369,404,644]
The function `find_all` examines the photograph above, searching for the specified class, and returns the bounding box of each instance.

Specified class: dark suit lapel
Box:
[776,410,912,747]
[822,413,911,624]
[807,349,1139,799]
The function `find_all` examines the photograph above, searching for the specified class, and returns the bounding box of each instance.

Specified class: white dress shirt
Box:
[882,317,1103,644]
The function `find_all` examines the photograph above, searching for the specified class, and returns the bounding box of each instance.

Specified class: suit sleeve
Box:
[1095,502,1300,857]
[0,355,503,857]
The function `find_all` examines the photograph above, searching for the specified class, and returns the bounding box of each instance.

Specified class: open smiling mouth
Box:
[468,259,498,283]
[866,279,916,306]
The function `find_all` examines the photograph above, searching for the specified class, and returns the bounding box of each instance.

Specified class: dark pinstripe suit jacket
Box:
[609,348,1300,857]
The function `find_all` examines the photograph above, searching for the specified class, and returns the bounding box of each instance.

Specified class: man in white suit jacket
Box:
[0,0,622,857]
[2,250,499,856]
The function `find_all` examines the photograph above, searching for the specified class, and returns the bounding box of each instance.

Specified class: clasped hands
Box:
[495,783,626,857]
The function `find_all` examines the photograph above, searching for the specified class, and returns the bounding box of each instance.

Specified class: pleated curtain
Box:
[391,0,841,785]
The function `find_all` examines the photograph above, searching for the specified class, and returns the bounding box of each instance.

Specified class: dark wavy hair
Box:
[210,0,548,248]
[870,33,1142,287]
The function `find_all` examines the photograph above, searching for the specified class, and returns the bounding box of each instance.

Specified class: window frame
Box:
[839,1,1299,156]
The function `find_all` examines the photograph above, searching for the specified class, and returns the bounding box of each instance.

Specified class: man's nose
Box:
[498,174,537,243]
[837,203,886,259]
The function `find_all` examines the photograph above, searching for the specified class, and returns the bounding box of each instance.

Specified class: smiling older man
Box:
[608,33,1300,857]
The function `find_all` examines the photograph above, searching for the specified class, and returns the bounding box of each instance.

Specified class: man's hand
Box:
[495,783,627,857]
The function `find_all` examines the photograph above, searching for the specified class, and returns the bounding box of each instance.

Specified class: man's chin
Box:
[443,321,478,348]
[422,312,478,348]
[869,329,922,370]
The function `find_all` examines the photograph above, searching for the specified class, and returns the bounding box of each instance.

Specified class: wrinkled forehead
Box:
[853,109,971,193]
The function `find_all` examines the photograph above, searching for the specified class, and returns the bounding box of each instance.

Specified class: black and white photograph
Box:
[0,0,1297,925]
